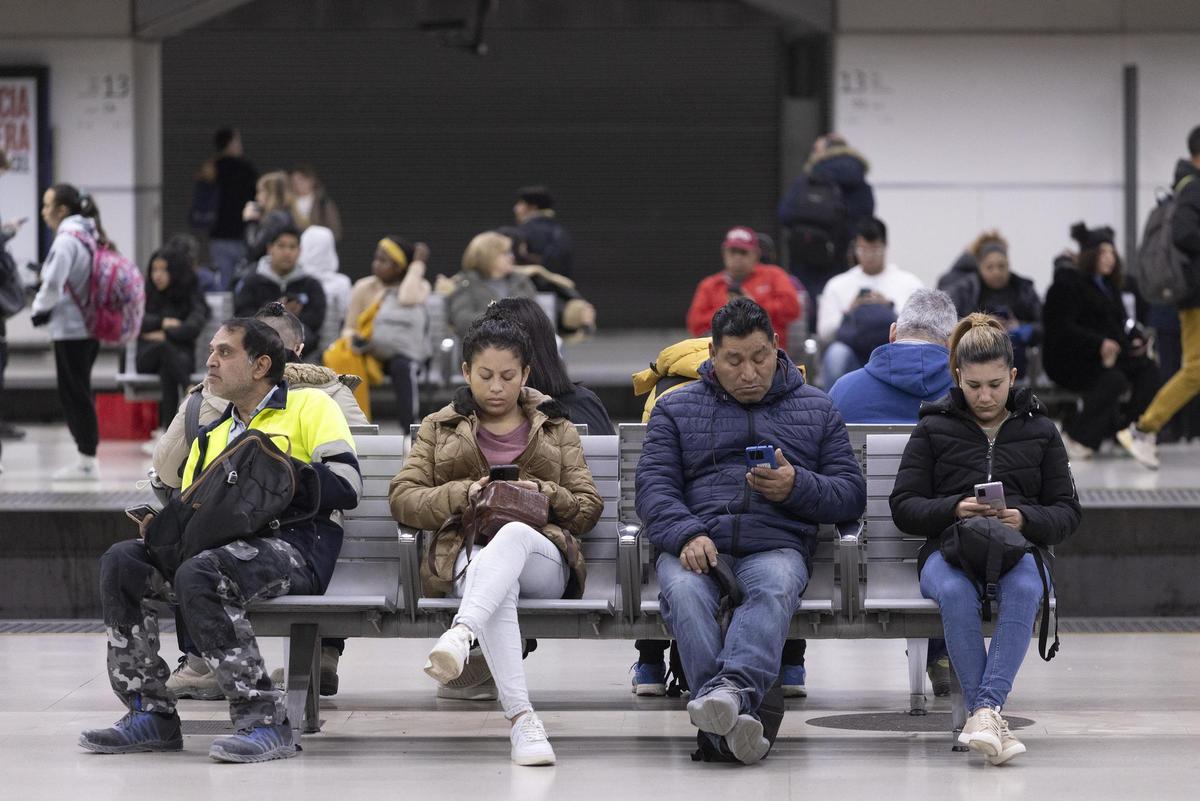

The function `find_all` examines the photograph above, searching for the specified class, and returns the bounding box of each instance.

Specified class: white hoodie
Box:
[31,215,96,340]
[300,225,350,337]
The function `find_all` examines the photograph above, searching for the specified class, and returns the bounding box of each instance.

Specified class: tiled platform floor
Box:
[1,632,1197,800]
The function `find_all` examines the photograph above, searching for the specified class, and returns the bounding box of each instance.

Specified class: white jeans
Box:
[452,522,568,719]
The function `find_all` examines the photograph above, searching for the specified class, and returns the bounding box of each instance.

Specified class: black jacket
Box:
[1042,258,1132,390]
[140,286,211,348]
[234,265,327,354]
[555,383,615,435]
[518,215,574,280]
[1172,159,1200,308]
[211,155,258,240]
[889,387,1081,572]
[942,267,1043,344]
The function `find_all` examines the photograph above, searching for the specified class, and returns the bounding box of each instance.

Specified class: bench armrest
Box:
[835,519,864,618]
[617,523,643,625]
[398,525,424,622]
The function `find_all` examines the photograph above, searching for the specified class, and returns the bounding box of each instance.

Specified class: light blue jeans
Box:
[821,341,862,388]
[658,548,808,715]
[920,550,1048,712]
[209,238,247,291]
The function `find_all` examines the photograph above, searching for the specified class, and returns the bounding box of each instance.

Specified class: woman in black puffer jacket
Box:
[890,313,1081,766]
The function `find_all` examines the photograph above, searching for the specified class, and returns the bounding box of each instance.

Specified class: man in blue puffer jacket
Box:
[636,297,865,763]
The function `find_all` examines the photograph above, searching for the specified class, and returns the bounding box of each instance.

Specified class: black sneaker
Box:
[79,709,183,754]
[209,720,299,763]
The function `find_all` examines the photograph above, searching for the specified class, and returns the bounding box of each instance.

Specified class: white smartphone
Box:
[974,481,1007,512]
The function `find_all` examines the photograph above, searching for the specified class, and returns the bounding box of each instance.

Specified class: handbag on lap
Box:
[426,480,550,582]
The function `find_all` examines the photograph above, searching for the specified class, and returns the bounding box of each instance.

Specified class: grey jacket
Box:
[31,216,96,340]
[446,268,537,334]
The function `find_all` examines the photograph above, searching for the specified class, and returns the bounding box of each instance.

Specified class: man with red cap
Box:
[687,227,803,350]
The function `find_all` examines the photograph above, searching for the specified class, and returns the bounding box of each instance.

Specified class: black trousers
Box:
[53,338,100,456]
[136,340,194,423]
[386,354,419,430]
[1066,357,1162,450]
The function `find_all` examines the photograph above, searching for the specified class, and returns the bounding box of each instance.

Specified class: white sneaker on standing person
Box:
[30,184,110,482]
[391,314,603,766]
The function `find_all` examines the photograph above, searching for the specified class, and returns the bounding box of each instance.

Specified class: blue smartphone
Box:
[745,445,777,470]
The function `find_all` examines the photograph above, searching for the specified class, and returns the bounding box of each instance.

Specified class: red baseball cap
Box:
[722,226,760,253]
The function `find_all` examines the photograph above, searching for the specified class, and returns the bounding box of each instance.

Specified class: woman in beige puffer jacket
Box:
[388,314,601,765]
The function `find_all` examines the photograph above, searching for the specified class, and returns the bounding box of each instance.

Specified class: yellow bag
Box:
[322,298,384,419]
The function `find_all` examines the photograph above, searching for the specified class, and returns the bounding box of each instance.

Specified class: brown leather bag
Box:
[427,480,550,581]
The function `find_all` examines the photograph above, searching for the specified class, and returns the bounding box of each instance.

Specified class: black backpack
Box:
[0,247,23,319]
[784,176,848,278]
[939,516,1059,661]
[690,559,786,763]
[144,429,320,577]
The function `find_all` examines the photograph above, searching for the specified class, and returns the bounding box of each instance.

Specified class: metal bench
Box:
[397,433,621,638]
[246,433,407,735]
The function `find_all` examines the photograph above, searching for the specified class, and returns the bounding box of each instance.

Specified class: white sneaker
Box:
[437,678,498,701]
[959,707,1003,757]
[987,717,1027,765]
[510,712,556,766]
[1061,433,1094,461]
[1116,424,1159,470]
[166,654,223,700]
[424,625,473,684]
[52,460,100,482]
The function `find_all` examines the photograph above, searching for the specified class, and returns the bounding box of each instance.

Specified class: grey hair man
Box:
[827,288,958,423]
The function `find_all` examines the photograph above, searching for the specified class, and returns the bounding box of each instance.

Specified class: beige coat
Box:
[389,386,603,598]
[153,362,369,487]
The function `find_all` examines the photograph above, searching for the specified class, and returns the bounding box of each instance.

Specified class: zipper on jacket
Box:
[984,415,1016,482]
[731,408,758,556]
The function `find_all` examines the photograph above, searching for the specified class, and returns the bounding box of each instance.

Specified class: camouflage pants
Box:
[99,537,318,729]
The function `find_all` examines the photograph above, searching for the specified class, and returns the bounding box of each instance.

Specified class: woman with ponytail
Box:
[30,184,109,480]
[889,313,1081,765]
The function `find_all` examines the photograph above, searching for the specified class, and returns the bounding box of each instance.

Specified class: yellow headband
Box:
[378,239,408,270]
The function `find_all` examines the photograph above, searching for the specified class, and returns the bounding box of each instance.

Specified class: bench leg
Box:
[284,623,321,736]
[905,637,928,715]
[949,660,968,752]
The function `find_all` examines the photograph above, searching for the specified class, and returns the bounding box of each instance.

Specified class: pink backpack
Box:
[65,229,145,345]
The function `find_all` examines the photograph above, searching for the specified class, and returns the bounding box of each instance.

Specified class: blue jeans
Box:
[209,238,247,291]
[658,548,808,715]
[822,341,862,388]
[920,551,1048,712]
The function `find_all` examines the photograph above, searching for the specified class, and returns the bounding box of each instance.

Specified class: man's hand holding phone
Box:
[125,505,156,538]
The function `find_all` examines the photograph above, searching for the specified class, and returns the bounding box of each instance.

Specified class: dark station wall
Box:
[161,0,784,329]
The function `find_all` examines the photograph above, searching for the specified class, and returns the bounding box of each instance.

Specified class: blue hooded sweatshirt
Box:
[827,342,954,423]
[635,350,865,563]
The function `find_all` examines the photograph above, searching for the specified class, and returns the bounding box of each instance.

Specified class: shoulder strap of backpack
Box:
[982,537,1004,623]
[184,391,205,447]
[1032,549,1059,661]
[1174,174,1196,196]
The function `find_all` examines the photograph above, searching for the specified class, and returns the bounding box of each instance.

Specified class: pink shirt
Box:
[477,420,531,466]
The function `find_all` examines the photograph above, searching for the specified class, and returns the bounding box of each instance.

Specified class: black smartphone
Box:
[857,287,872,297]
[125,504,156,525]
[488,464,520,482]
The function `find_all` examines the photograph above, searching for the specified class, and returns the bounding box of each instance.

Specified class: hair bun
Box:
[1069,221,1089,246]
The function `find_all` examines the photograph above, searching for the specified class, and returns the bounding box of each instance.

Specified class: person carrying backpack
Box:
[779,134,875,312]
[29,184,109,481]
[1118,125,1200,469]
